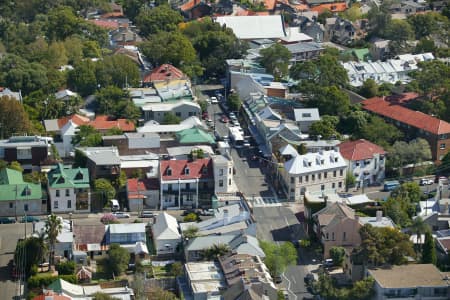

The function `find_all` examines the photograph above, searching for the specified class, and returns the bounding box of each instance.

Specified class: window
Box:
[184,167,190,175]
[229,179,231,185]
[54,201,59,209]
[66,189,70,197]
[334,157,338,162]
[67,200,71,209]
[332,232,335,240]
[202,166,208,174]
[338,182,342,188]
[166,168,172,176]
[324,172,327,179]
[321,184,325,191]
[188,112,194,116]
[326,233,329,240]
[332,183,336,188]
[219,169,224,176]
[24,204,28,211]
[17,147,32,159]
[229,168,232,174]
[290,188,295,193]
[9,202,13,209]
[219,180,224,187]
[56,190,60,197]
[318,173,322,180]
[440,143,446,150]
[340,169,343,176]
[312,174,315,181]
[186,183,190,190]
[168,184,173,191]
[343,232,346,241]
[299,176,302,183]
[320,159,324,165]
[356,162,360,167]
[175,112,181,117]
[305,175,309,182]
[291,177,295,184]
[333,171,337,177]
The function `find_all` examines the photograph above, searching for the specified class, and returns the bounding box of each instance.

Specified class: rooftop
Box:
[78,147,120,165]
[176,128,216,144]
[143,64,187,83]
[160,158,213,181]
[314,202,356,227]
[368,264,449,288]
[339,139,386,161]
[362,97,450,135]
[185,261,225,294]
[294,108,320,122]
[215,15,286,40]
[284,149,347,175]
[152,212,181,240]
[0,168,43,201]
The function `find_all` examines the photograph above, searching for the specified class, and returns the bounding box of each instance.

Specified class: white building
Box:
[212,155,237,194]
[281,149,347,202]
[339,139,386,187]
[215,15,286,40]
[152,212,181,255]
[293,108,320,132]
[141,100,201,123]
[184,261,225,300]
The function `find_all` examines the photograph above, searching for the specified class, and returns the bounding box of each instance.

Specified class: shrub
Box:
[183,213,198,222]
[56,261,76,275]
[100,213,119,224]
[299,239,311,248]
[28,274,77,289]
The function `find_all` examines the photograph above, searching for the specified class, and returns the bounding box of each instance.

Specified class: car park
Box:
[113,212,130,218]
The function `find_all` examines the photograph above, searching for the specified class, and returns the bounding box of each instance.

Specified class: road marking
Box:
[282,273,297,300]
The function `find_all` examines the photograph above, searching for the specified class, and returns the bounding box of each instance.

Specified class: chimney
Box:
[376,210,382,222]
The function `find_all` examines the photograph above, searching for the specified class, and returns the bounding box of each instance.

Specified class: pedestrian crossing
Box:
[252,196,282,207]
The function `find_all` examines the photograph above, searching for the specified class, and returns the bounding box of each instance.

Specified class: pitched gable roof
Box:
[143,64,186,83]
[152,212,181,240]
[47,164,90,189]
[311,2,347,12]
[0,168,42,201]
[314,202,355,227]
[362,97,450,135]
[89,115,135,132]
[160,158,213,180]
[339,139,386,161]
[57,114,90,129]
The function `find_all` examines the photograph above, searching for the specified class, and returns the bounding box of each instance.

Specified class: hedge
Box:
[28,274,77,289]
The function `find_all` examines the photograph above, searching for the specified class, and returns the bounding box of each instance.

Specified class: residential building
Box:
[312,202,361,258]
[176,128,216,145]
[73,224,107,254]
[77,147,121,180]
[212,155,236,194]
[293,108,320,132]
[160,158,214,209]
[285,42,325,62]
[370,39,390,61]
[137,116,205,136]
[180,0,212,19]
[358,210,396,228]
[47,164,90,213]
[126,178,160,210]
[281,149,347,202]
[368,264,449,300]
[106,223,146,249]
[310,2,348,13]
[34,218,73,258]
[0,168,44,217]
[326,17,360,45]
[0,136,52,171]
[55,89,78,101]
[184,261,226,300]
[0,87,22,101]
[280,27,314,44]
[152,212,181,256]
[141,101,201,123]
[185,233,265,262]
[215,15,286,40]
[120,153,159,178]
[103,133,160,155]
[143,64,188,86]
[362,96,450,162]
[343,52,434,87]
[339,139,386,187]
[302,22,325,43]
[110,26,142,47]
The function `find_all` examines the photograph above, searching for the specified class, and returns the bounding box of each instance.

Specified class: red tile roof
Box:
[143,64,187,83]
[180,0,203,11]
[385,92,420,105]
[311,2,347,13]
[89,115,135,132]
[127,178,159,198]
[33,291,71,300]
[57,114,90,129]
[265,0,276,10]
[89,19,121,30]
[161,158,213,181]
[101,11,124,18]
[362,97,450,135]
[339,139,386,161]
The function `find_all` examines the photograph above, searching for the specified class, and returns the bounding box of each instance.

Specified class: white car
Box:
[420,178,433,185]
[113,212,130,219]
[211,96,218,104]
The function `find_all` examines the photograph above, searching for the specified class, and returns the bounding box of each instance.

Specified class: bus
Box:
[229,127,244,148]
[383,180,400,191]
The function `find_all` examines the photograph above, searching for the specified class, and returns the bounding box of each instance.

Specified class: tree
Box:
[8,162,24,173]
[386,19,414,56]
[45,214,63,267]
[307,86,351,116]
[409,217,430,254]
[96,55,140,89]
[345,172,356,192]
[183,226,199,239]
[14,237,47,277]
[317,9,333,25]
[359,79,379,98]
[24,171,47,184]
[407,12,449,40]
[68,60,98,96]
[145,287,178,300]
[169,262,183,277]
[162,112,181,125]
[329,246,345,266]
[56,261,76,275]
[202,243,230,260]
[92,292,121,300]
[46,6,82,41]
[341,4,363,22]
[95,86,137,119]
[367,3,392,38]
[184,213,199,222]
[347,277,375,300]
[259,43,291,79]
[409,60,450,103]
[260,241,297,276]
[358,115,403,148]
[338,109,370,137]
[0,96,32,138]
[136,5,184,36]
[296,143,307,155]
[388,139,431,173]
[71,125,102,147]
[309,115,339,139]
[227,93,242,112]
[421,231,437,264]
[94,178,116,201]
[108,243,130,276]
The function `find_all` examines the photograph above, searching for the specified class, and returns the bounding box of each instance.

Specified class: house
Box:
[55,89,78,101]
[137,116,205,136]
[326,17,356,45]
[302,22,325,43]
[362,96,450,162]
[180,0,212,19]
[152,212,181,256]
[126,178,160,210]
[281,149,347,202]
[77,147,121,180]
[358,211,396,228]
[370,39,390,61]
[311,2,347,13]
[280,27,314,44]
[87,115,135,133]
[0,168,44,217]
[285,42,325,62]
[120,153,159,178]
[185,233,265,262]
[34,217,74,259]
[176,128,216,145]
[0,87,22,101]
[312,202,361,258]
[103,133,160,155]
[110,26,142,47]
[73,224,107,255]
[143,64,188,86]
[106,223,146,251]
[47,164,90,213]
[0,136,52,171]
[32,291,71,300]
[368,264,449,300]
[339,139,386,187]
[160,158,214,209]
[183,261,226,300]
[215,15,286,40]
[389,0,429,15]
[141,101,201,123]
[212,155,236,194]
[293,108,320,132]
[46,278,134,300]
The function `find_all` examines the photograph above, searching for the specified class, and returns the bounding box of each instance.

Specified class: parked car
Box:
[220,115,229,123]
[202,112,209,120]
[211,96,218,104]
[420,178,434,186]
[139,211,155,218]
[0,217,16,224]
[113,212,130,219]
[20,216,40,223]
[273,275,283,284]
[304,273,315,285]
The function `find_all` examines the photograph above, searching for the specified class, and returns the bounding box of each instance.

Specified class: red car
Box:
[221,115,229,123]
[202,112,209,120]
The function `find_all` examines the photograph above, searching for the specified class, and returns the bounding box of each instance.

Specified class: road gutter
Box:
[282,273,298,300]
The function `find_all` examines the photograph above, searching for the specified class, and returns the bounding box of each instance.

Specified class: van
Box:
[110,199,120,211]
[383,180,400,191]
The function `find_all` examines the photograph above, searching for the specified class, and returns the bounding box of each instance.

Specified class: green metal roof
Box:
[47,163,90,189]
[352,48,371,62]
[176,128,216,144]
[0,168,42,201]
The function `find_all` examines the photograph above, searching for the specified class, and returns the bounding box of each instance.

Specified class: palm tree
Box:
[202,243,230,260]
[35,229,48,268]
[45,214,62,267]
[183,226,199,240]
[410,217,430,256]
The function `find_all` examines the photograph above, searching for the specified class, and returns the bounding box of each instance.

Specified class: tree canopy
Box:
[108,243,130,276]
[136,5,184,36]
[260,241,297,276]
[259,43,291,80]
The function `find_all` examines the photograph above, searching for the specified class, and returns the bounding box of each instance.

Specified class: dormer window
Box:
[166,167,172,176]
[23,186,31,196]
[75,170,83,180]
[334,157,338,162]
[184,167,190,175]
[308,162,312,167]
[202,166,208,174]
[321,159,324,165]
[57,177,65,184]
